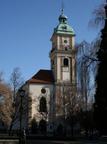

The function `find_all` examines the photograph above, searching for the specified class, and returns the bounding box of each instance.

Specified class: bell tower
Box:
[50,9,77,121]
[50,9,76,83]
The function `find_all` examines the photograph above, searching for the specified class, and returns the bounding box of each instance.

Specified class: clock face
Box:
[63,39,69,46]
[64,39,68,44]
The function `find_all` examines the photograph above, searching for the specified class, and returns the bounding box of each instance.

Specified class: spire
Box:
[61,0,64,15]
[53,0,75,35]
[58,0,68,24]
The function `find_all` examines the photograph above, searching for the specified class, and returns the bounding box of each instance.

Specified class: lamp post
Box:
[0,95,5,132]
[0,94,5,105]
[19,89,25,144]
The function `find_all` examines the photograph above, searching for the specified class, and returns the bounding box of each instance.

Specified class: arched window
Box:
[39,97,47,112]
[63,58,69,66]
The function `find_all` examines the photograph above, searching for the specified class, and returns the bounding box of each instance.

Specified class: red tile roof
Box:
[27,69,54,84]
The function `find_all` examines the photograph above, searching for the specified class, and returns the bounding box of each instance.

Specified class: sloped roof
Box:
[27,69,54,84]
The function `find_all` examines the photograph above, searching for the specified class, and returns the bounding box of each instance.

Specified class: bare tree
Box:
[89,2,105,28]
[76,40,98,111]
[10,67,24,102]
[59,83,81,136]
[0,83,13,128]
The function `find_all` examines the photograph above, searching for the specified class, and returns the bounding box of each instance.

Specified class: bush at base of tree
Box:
[31,118,38,134]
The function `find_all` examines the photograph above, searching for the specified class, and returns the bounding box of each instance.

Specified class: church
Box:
[14,8,77,134]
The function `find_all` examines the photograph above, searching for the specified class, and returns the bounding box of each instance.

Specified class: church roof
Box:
[27,69,54,84]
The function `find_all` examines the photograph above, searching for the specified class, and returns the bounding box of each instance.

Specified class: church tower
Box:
[50,9,77,124]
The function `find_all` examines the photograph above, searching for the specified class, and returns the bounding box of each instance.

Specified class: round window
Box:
[41,88,46,94]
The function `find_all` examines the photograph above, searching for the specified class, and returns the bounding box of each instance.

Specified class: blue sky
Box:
[0,0,103,82]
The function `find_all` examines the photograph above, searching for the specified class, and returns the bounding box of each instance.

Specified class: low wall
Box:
[0,135,19,144]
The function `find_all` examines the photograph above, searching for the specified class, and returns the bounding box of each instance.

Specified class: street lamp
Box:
[0,95,5,132]
[19,89,25,144]
[0,94,5,105]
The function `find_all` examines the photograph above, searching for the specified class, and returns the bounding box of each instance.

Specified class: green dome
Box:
[54,12,75,35]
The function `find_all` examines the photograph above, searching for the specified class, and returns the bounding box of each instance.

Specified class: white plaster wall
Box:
[72,37,75,49]
[57,57,61,81]
[57,36,60,49]
[72,58,76,82]
[29,84,54,122]
[62,71,70,81]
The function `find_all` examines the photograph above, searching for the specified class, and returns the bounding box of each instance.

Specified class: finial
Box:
[61,0,64,14]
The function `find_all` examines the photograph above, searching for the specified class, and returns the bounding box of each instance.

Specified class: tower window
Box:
[63,58,69,66]
[65,47,68,51]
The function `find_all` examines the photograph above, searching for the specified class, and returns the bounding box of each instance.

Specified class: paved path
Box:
[0,139,107,144]
[0,139,19,144]
[26,140,107,144]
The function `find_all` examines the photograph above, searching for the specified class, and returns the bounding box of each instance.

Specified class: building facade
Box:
[14,9,77,133]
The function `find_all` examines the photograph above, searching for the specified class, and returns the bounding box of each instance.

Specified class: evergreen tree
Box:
[94,2,107,135]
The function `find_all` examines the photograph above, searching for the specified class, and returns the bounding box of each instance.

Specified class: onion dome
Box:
[54,9,75,35]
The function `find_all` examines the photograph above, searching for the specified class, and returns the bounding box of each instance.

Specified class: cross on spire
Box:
[61,0,64,14]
